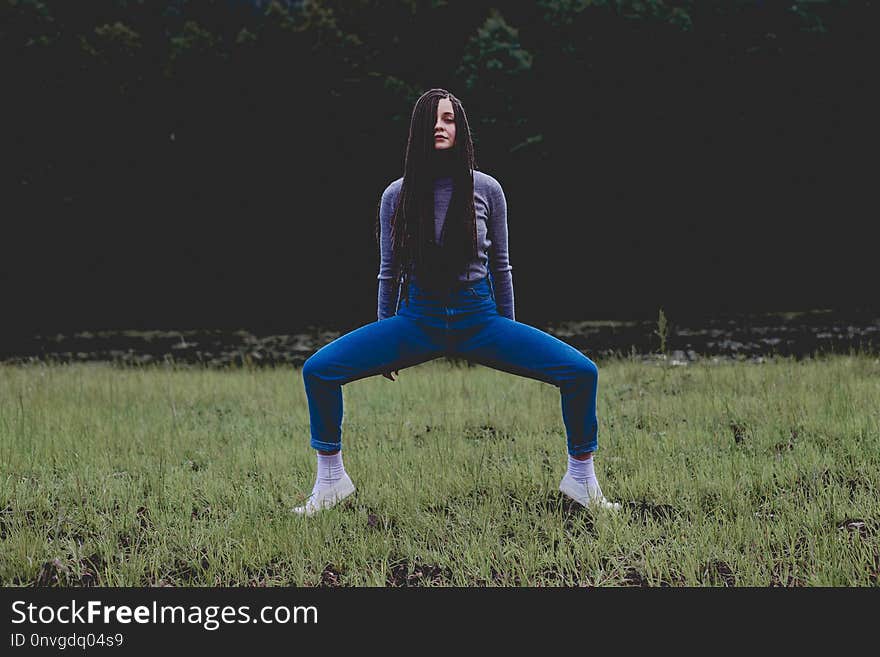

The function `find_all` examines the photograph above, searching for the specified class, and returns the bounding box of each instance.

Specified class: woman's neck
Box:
[429,147,457,178]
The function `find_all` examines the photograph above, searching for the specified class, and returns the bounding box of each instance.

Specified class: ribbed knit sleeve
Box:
[376,180,402,321]
[485,177,515,321]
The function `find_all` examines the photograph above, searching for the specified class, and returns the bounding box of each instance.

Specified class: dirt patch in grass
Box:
[625,500,681,523]
[730,422,749,445]
[464,423,513,443]
[0,505,13,540]
[32,553,105,587]
[236,561,290,587]
[386,557,452,587]
[320,563,343,587]
[361,505,398,532]
[703,560,737,587]
[35,559,71,587]
[136,505,151,530]
[149,551,211,586]
[473,568,523,586]
[422,502,454,518]
[769,567,806,587]
[837,518,875,540]
[621,567,649,587]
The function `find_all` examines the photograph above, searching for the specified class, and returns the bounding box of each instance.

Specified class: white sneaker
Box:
[559,473,621,511]
[292,474,356,517]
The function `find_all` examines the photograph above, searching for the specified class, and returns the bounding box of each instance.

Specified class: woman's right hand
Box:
[381,369,399,382]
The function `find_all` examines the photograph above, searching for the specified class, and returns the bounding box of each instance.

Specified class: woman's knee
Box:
[574,356,598,385]
[302,353,324,382]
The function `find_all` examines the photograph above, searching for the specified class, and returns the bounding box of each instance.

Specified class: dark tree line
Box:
[3,0,877,335]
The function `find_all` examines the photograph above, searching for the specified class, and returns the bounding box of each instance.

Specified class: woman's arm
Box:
[377,182,401,321]
[486,178,515,321]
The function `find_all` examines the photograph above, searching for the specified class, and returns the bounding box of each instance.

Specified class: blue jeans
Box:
[302,275,599,456]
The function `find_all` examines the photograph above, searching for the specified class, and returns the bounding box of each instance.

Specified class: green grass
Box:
[1,354,878,587]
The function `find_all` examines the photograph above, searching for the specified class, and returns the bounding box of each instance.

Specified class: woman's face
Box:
[433,97,456,150]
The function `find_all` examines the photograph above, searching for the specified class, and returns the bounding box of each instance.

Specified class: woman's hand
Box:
[381,369,399,382]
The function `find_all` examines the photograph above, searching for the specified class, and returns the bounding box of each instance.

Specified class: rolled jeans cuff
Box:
[310,437,342,452]
[569,440,598,456]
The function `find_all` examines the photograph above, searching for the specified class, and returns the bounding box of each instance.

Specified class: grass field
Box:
[1,354,878,586]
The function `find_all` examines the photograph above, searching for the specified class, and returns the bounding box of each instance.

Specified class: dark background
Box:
[3,0,877,338]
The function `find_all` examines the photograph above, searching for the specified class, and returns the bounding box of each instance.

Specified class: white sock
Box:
[313,451,346,492]
[567,454,603,496]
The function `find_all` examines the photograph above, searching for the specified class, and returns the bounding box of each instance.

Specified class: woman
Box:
[294,89,619,516]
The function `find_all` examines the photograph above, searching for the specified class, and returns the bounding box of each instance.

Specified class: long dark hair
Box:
[375,88,478,304]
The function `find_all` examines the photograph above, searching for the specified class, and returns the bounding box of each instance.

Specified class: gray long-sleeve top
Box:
[376,171,515,321]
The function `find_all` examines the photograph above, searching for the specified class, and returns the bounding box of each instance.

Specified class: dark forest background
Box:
[3,0,877,337]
